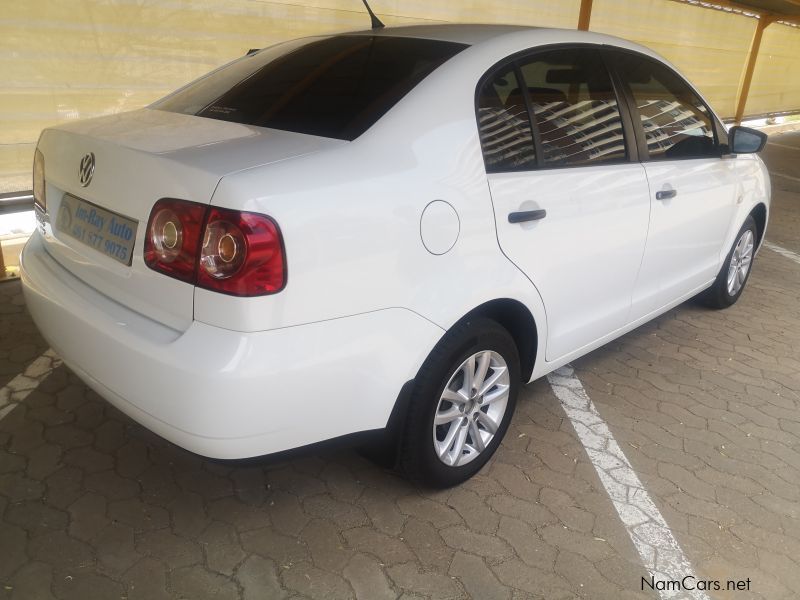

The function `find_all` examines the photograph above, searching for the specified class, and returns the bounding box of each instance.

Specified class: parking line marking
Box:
[0,349,62,421]
[764,241,800,266]
[547,366,709,600]
[767,142,800,151]
[771,171,800,183]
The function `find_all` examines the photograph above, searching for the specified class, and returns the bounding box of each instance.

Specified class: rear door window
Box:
[476,66,537,172]
[611,52,719,160]
[517,48,628,168]
[154,35,467,141]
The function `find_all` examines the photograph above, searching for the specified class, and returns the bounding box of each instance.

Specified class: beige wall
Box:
[0,0,581,192]
[747,22,800,117]
[2,0,799,192]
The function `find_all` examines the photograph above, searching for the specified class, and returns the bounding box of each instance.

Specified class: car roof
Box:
[348,24,539,45]
[340,24,720,141]
[349,23,641,47]
[345,23,673,77]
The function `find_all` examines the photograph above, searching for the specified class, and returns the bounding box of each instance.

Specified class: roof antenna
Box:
[361,0,385,29]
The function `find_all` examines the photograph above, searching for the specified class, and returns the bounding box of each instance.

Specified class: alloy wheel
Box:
[727,229,754,296]
[432,350,510,467]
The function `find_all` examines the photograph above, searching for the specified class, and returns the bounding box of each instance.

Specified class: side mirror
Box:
[729,126,768,154]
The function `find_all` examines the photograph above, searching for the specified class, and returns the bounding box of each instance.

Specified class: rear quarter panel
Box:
[200,118,547,342]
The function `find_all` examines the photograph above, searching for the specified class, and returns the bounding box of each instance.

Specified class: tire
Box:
[700,215,758,309]
[399,317,520,488]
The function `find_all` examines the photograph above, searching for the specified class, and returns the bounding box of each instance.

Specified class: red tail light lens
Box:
[144,199,207,283]
[199,217,246,280]
[144,199,286,296]
[197,207,285,296]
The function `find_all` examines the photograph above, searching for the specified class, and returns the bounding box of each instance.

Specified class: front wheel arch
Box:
[700,215,757,309]
[750,202,767,249]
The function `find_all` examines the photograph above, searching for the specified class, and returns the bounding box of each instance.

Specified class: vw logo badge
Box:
[79,152,95,187]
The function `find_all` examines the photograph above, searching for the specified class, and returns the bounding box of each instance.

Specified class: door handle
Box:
[508,209,547,224]
[655,189,677,201]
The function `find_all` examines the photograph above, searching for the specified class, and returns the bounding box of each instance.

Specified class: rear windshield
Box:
[154,35,467,140]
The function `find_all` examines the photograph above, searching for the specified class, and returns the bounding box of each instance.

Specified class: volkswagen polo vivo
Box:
[21,25,769,486]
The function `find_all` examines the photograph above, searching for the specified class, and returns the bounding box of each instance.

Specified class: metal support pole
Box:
[578,0,593,31]
[734,15,775,124]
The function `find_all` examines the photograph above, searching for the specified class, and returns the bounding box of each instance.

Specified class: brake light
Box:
[33,149,46,212]
[198,207,285,296]
[144,199,286,296]
[144,199,207,284]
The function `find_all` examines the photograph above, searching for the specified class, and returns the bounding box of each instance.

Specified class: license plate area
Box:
[56,194,138,266]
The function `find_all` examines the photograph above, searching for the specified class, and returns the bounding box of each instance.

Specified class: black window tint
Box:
[154,36,466,140]
[614,53,718,160]
[477,66,537,172]
[518,48,627,167]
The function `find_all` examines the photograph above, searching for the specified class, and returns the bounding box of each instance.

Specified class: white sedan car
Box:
[22,25,769,486]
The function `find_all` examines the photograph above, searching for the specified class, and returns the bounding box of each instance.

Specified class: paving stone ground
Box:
[0,133,798,599]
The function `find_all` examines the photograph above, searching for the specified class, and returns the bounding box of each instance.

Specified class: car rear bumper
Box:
[20,231,442,459]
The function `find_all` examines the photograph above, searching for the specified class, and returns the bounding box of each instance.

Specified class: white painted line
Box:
[547,366,709,600]
[771,171,800,183]
[767,142,800,151]
[0,349,62,421]
[764,241,800,266]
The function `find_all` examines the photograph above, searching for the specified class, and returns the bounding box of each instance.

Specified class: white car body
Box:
[21,25,770,460]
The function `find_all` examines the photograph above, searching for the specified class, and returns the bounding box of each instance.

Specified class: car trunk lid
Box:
[37,108,344,330]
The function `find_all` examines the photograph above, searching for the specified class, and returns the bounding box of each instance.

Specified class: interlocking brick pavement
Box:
[0,133,798,599]
[572,240,800,599]
[0,281,652,600]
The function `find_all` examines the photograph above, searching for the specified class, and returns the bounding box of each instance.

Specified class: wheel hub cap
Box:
[462,392,480,415]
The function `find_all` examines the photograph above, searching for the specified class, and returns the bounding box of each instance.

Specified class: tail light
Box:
[33,149,46,212]
[144,199,285,296]
[144,199,207,284]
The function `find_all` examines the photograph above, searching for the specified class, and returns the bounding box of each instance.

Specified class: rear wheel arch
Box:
[399,316,521,486]
[453,298,538,382]
[381,298,538,454]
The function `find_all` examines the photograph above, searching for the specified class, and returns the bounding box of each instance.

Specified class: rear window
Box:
[154,35,467,141]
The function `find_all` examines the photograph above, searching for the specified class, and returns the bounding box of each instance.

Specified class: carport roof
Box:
[702,0,800,20]
[735,0,800,14]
